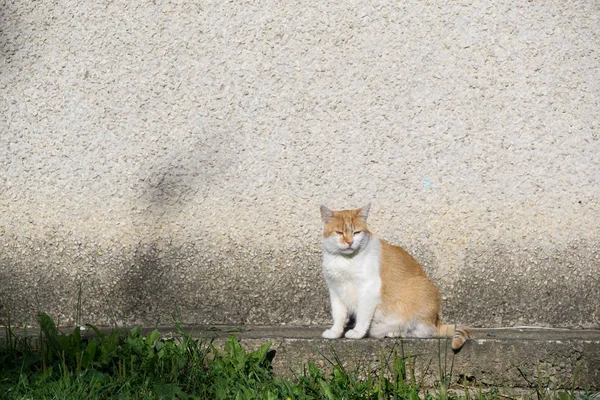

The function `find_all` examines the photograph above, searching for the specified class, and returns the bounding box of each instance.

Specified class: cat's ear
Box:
[320,205,334,223]
[358,203,371,220]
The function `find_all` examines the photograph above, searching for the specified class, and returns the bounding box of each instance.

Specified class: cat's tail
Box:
[437,323,472,350]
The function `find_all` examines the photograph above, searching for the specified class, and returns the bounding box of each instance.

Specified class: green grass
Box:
[0,312,596,400]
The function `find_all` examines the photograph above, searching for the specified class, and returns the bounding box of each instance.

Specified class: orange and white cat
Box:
[320,204,471,350]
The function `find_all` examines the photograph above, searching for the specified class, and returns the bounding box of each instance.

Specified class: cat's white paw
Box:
[322,328,343,339]
[344,329,366,339]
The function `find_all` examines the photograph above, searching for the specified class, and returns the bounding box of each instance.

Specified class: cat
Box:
[319,204,471,350]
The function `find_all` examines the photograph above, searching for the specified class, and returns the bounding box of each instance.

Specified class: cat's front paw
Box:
[322,328,343,339]
[344,329,366,339]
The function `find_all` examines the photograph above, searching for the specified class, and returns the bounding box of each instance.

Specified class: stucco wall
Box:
[1,1,599,328]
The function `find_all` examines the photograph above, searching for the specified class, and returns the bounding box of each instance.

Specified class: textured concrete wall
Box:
[1,1,599,328]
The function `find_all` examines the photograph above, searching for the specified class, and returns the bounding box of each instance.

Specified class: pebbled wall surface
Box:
[1,1,599,328]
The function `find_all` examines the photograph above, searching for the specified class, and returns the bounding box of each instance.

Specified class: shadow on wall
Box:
[120,241,178,324]
[0,256,30,325]
[145,164,196,216]
[121,137,234,324]
[0,247,75,326]
[139,133,234,218]
[448,241,600,328]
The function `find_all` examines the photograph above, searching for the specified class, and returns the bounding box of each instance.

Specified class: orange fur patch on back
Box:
[378,240,441,326]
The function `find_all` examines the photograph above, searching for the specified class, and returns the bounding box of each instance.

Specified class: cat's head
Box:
[320,204,371,255]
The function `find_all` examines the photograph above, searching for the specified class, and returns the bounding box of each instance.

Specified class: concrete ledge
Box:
[194,326,600,390]
[3,325,599,390]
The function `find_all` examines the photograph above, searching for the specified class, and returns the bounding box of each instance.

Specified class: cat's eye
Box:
[335,231,344,235]
[353,231,362,235]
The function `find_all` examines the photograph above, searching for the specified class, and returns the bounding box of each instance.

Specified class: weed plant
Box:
[0,312,595,399]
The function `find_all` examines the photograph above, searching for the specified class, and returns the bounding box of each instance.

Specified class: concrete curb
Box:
[197,326,600,390]
[3,325,599,390]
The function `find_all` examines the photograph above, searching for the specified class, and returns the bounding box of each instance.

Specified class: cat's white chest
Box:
[322,237,382,312]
